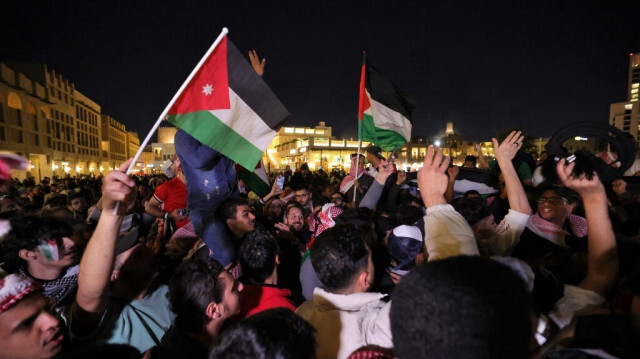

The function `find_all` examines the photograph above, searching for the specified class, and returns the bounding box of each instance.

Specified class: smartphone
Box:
[276,175,285,189]
[388,146,399,163]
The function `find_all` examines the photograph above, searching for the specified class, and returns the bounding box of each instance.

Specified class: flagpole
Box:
[353,139,362,203]
[113,27,229,214]
[123,27,229,176]
[353,51,366,203]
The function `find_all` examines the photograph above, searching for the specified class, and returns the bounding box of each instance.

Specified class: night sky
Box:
[2,1,640,142]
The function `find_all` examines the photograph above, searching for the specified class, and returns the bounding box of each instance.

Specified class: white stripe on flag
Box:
[366,90,412,141]
[210,88,277,153]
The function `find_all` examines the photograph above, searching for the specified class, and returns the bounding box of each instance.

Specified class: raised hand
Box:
[474,143,482,155]
[375,159,394,184]
[447,166,459,183]
[418,146,451,207]
[492,130,523,164]
[556,158,605,198]
[102,159,136,215]
[249,50,266,76]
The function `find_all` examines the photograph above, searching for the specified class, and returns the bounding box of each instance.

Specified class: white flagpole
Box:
[353,139,362,203]
[113,27,229,214]
[123,27,229,175]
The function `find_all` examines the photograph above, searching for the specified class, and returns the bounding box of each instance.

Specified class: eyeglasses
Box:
[537,196,566,205]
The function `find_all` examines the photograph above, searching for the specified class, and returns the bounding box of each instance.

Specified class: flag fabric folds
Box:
[167,36,290,171]
[358,57,415,151]
[236,159,271,197]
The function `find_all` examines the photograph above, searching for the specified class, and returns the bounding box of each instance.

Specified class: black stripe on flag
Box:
[227,39,290,130]
[365,61,416,122]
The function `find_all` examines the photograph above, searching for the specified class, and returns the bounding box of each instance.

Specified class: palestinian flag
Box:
[358,56,415,151]
[167,36,290,170]
[236,159,271,197]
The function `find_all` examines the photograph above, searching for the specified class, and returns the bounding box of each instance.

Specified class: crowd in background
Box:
[0,129,640,359]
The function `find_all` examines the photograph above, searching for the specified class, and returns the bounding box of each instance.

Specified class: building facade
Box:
[610,53,640,142]
[0,62,146,180]
[264,122,374,173]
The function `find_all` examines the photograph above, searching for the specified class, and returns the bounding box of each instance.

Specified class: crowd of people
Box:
[1,129,640,359]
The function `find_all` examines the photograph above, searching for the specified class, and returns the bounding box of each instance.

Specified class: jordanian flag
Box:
[167,36,290,170]
[358,56,415,151]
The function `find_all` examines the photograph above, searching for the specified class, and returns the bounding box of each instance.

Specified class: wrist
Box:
[422,194,447,208]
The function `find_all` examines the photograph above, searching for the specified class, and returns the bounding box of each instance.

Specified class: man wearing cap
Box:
[0,271,64,359]
[365,145,385,177]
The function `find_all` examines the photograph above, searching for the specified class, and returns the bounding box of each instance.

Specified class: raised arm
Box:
[492,131,532,215]
[475,143,489,169]
[444,166,459,204]
[248,50,266,76]
[556,159,618,296]
[418,146,478,261]
[360,159,394,209]
[74,160,137,325]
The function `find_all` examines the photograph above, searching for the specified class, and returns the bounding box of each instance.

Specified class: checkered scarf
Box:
[19,264,78,306]
[526,213,588,248]
[0,272,41,313]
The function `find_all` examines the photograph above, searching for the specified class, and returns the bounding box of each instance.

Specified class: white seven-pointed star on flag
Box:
[202,84,214,96]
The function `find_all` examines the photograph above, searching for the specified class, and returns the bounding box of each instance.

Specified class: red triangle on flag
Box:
[358,61,371,120]
[169,38,231,115]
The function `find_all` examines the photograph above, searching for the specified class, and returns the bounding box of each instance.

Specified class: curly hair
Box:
[239,229,278,283]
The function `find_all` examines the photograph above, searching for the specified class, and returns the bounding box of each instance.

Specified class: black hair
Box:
[67,192,85,204]
[284,203,304,219]
[394,205,424,226]
[464,155,477,165]
[536,184,580,205]
[217,197,249,221]
[1,214,72,271]
[310,224,369,292]
[463,190,481,198]
[210,308,316,359]
[168,257,225,333]
[452,198,492,227]
[239,229,279,283]
[391,256,533,359]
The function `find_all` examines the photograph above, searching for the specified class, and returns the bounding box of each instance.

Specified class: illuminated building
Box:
[264,122,372,173]
[0,62,142,180]
[610,53,640,142]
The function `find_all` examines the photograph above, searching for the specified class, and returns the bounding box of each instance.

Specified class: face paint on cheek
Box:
[38,239,61,262]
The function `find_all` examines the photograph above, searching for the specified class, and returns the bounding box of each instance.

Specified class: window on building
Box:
[17,131,23,143]
[16,110,22,127]
[0,127,5,141]
[34,134,39,146]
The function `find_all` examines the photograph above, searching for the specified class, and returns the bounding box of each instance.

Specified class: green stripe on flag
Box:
[359,113,407,151]
[167,110,264,170]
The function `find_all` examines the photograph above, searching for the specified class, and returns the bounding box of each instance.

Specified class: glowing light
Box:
[434,140,441,147]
